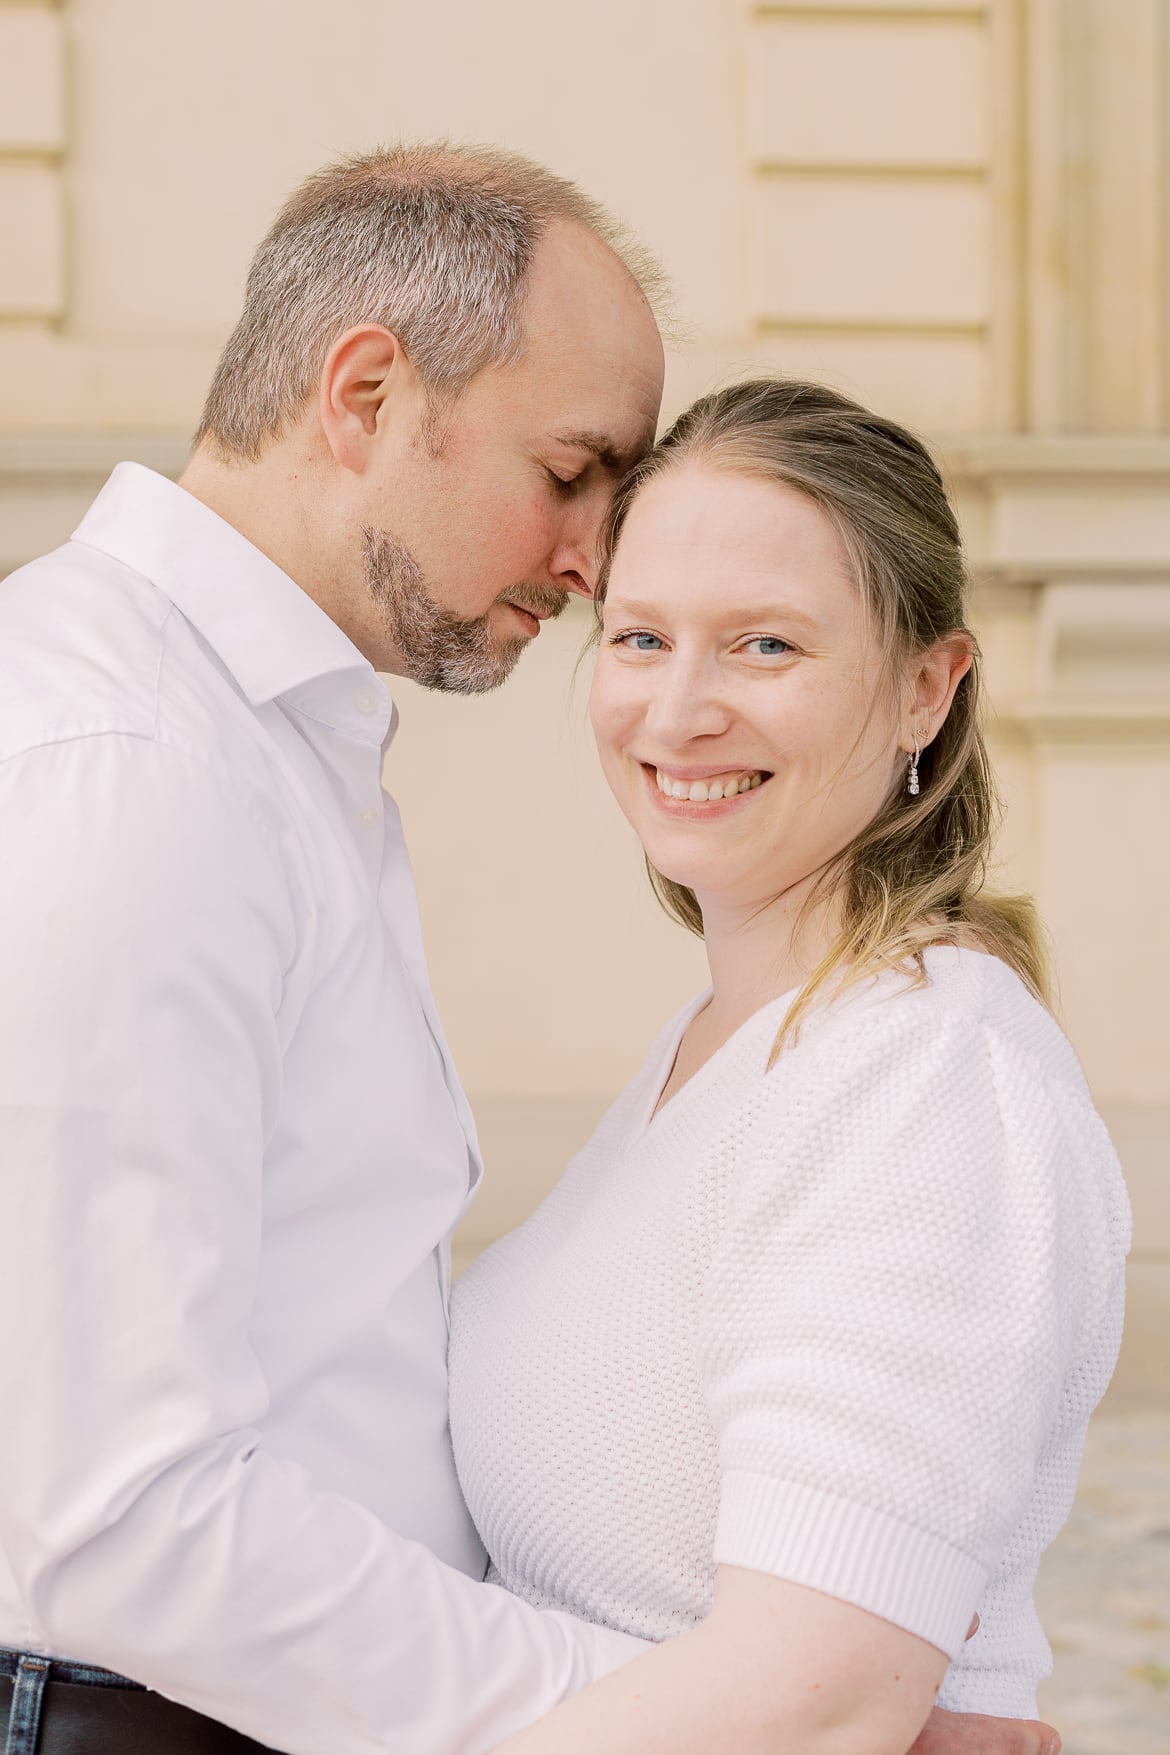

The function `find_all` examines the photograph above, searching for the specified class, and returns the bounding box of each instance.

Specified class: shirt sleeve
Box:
[0,734,643,1755]
[699,985,1108,1658]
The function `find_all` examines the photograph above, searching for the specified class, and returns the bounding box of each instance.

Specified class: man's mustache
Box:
[496,585,573,622]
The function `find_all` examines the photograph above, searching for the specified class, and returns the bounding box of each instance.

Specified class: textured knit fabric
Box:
[449,947,1131,1718]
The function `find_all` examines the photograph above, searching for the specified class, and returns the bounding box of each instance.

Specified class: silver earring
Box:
[907,736,921,797]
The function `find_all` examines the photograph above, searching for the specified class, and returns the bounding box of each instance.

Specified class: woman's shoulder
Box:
[789,944,1071,1075]
[744,947,1129,1253]
[760,944,1116,1167]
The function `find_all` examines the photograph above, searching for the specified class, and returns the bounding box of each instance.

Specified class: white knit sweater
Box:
[448,947,1130,1717]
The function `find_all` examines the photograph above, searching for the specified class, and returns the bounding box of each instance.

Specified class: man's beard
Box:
[363,526,570,695]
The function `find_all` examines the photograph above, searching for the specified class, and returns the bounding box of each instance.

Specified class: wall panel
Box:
[1024,0,1170,431]
[747,0,1000,434]
[753,175,988,326]
[0,5,64,151]
[0,0,66,325]
[750,15,987,168]
[0,162,64,314]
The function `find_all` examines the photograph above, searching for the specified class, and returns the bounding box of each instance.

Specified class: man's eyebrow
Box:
[550,429,650,474]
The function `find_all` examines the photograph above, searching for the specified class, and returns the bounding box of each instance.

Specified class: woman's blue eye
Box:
[744,636,791,656]
[615,631,664,651]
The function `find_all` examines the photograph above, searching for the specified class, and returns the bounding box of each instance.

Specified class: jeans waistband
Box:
[0,1648,143,1691]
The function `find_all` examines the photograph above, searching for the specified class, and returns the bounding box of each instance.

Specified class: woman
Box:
[448,380,1129,1755]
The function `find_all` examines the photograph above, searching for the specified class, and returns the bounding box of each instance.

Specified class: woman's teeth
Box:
[654,769,765,802]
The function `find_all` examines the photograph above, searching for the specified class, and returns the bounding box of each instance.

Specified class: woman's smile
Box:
[641,762,771,813]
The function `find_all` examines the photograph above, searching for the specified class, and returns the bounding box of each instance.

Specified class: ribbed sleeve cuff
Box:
[714,1470,988,1657]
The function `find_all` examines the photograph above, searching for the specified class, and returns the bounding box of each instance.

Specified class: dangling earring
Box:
[907,735,921,797]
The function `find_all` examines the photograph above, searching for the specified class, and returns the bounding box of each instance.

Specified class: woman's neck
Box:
[697,871,838,1043]
[651,871,840,1117]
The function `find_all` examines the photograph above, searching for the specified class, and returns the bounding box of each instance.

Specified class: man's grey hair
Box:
[194,141,667,460]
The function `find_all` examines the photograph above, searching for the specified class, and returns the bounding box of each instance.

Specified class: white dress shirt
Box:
[0,464,641,1754]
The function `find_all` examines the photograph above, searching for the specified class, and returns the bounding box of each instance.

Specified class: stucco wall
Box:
[1,0,1166,1402]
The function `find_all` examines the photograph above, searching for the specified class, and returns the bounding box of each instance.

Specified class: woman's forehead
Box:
[607,470,863,630]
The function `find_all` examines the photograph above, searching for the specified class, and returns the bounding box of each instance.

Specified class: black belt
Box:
[0,1650,283,1755]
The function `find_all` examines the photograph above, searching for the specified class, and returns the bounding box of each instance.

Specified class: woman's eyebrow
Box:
[604,596,822,631]
[601,597,666,621]
[729,602,822,631]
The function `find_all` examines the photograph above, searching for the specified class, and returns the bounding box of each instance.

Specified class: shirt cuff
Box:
[714,1469,988,1657]
[577,1617,652,1675]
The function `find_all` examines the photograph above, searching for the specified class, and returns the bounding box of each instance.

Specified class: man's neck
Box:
[178,441,365,651]
[180,442,318,583]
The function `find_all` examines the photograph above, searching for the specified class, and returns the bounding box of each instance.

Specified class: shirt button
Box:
[356,691,380,715]
[359,807,379,826]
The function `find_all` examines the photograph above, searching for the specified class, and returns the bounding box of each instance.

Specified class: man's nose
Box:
[550,537,599,600]
[549,542,599,600]
[549,493,610,598]
[559,567,595,601]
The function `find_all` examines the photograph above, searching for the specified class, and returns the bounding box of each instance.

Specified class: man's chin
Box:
[413,634,529,697]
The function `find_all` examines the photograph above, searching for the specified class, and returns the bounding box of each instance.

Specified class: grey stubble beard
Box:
[362,525,568,695]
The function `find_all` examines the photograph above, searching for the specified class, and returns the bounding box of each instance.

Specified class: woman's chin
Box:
[643,851,740,901]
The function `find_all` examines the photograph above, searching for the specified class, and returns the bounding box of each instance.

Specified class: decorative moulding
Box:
[0,433,190,483]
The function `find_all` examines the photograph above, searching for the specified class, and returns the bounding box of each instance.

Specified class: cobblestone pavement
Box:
[1035,1414,1170,1755]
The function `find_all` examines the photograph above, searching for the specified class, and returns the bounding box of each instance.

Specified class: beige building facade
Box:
[1,0,1166,1400]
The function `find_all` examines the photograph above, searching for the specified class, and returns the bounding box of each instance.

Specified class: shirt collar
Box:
[73,463,396,746]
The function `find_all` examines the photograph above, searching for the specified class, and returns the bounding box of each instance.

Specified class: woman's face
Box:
[589,463,907,916]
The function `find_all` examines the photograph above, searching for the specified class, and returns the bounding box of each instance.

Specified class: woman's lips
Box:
[640,762,772,814]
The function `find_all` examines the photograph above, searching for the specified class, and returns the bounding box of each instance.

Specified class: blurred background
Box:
[0,2,1166,1748]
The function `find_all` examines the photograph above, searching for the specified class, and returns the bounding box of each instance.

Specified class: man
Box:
[0,144,1058,1754]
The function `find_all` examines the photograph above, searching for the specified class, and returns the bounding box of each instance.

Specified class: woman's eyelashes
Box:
[546,466,584,494]
[606,630,796,657]
[741,635,793,657]
[611,629,665,651]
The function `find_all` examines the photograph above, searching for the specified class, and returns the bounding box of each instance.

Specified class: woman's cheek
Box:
[589,665,633,753]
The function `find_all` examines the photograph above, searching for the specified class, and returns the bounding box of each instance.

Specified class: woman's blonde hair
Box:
[596,378,1050,1051]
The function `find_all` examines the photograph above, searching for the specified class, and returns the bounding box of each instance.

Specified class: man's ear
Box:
[901,632,974,751]
[318,325,419,473]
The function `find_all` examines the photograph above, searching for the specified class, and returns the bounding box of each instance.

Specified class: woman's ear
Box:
[901,632,974,751]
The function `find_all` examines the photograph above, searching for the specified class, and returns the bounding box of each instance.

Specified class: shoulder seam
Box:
[151,602,175,739]
[0,727,290,872]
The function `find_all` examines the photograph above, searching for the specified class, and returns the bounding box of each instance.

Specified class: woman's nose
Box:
[642,661,731,744]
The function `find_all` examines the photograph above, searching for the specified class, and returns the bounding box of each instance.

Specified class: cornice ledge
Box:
[6,431,1170,487]
[990,698,1170,741]
[0,433,190,483]
[941,434,1170,481]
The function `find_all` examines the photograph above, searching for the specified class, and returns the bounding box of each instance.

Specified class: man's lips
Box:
[501,592,569,638]
[506,603,541,637]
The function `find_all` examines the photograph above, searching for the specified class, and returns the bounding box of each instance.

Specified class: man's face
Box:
[353,222,665,692]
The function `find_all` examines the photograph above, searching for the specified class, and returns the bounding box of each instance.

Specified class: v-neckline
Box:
[633,980,803,1142]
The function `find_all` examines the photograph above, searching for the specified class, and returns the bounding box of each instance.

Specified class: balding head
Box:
[194,141,667,461]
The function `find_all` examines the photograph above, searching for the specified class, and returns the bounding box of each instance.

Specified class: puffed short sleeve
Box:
[700,984,1121,1657]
